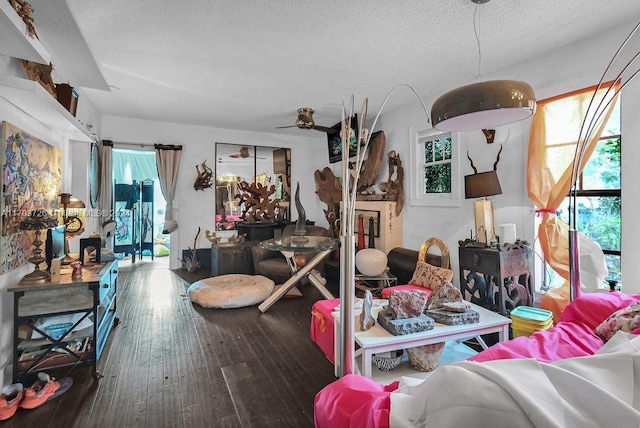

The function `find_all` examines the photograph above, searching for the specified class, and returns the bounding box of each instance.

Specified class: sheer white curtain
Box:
[154,144,182,233]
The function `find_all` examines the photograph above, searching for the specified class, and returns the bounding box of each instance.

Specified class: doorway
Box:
[112,148,169,260]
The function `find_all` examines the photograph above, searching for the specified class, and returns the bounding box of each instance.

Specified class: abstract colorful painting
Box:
[1,121,62,274]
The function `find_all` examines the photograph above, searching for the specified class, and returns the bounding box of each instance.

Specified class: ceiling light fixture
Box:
[431,0,536,132]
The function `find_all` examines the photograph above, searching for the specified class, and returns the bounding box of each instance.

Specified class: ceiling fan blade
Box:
[276,125,297,129]
[313,125,339,134]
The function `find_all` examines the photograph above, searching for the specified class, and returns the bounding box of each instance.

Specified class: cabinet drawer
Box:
[459,249,499,276]
[211,243,255,276]
[99,262,118,303]
[18,287,93,317]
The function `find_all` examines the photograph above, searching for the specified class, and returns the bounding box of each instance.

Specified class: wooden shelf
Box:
[17,327,93,350]
[0,0,50,64]
[0,74,93,142]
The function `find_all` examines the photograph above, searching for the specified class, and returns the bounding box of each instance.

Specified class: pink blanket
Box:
[314,292,640,428]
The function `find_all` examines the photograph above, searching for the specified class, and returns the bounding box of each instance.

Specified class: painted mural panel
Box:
[1,122,62,274]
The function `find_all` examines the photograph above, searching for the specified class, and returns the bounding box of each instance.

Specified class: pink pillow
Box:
[409,261,453,290]
[558,292,640,329]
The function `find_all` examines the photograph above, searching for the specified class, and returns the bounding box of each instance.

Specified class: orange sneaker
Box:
[19,373,60,410]
[0,383,24,420]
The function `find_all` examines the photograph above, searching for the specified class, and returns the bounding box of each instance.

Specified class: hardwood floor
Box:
[4,259,337,427]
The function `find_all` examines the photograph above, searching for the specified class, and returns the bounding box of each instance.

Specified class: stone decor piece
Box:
[389,289,427,319]
[425,282,464,310]
[360,290,376,331]
[442,301,471,313]
[406,342,445,372]
[425,308,480,325]
[377,308,434,336]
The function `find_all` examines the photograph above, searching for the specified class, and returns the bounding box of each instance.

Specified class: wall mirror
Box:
[215,143,291,230]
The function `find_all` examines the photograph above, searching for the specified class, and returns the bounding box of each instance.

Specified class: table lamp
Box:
[19,209,59,284]
[465,168,502,245]
[59,193,86,264]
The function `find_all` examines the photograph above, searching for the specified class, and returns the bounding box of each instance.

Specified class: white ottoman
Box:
[188,274,275,309]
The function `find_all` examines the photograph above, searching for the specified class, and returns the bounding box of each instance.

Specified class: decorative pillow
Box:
[409,261,453,290]
[595,302,640,342]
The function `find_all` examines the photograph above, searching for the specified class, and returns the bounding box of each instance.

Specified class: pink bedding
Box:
[471,291,640,363]
[314,374,398,428]
[314,291,640,428]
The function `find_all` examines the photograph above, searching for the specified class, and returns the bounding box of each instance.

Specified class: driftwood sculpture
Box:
[229,233,247,243]
[180,227,202,273]
[314,167,342,237]
[19,60,56,97]
[11,0,37,38]
[379,150,405,215]
[357,131,386,191]
[293,183,307,235]
[205,229,220,244]
[236,181,279,222]
[193,160,213,191]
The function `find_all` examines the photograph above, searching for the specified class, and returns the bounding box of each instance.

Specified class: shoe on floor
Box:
[0,383,24,420]
[19,373,60,410]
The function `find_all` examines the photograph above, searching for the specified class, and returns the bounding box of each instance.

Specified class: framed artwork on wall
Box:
[327,114,358,163]
[1,121,62,274]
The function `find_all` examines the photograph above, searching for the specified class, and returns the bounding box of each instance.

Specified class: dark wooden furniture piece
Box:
[211,241,257,276]
[237,222,284,242]
[8,260,119,382]
[458,245,534,315]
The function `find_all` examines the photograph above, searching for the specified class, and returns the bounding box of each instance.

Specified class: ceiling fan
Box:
[276,108,338,134]
[229,146,265,159]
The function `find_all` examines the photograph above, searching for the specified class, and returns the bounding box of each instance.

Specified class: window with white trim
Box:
[410,128,460,207]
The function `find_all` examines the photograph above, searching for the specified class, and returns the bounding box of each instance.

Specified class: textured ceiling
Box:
[28,0,640,136]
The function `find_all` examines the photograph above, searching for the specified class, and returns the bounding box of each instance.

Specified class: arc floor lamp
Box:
[336,77,536,377]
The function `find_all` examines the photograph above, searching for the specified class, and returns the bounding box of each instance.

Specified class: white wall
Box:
[99,116,330,268]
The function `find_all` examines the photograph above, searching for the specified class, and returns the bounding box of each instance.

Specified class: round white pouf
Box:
[356,248,388,277]
[188,274,275,309]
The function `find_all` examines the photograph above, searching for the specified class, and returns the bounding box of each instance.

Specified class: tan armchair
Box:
[252,224,329,284]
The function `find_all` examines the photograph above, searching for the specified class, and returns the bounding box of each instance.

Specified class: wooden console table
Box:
[8,260,119,382]
[458,245,534,315]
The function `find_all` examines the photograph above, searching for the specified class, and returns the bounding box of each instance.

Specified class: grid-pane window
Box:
[411,129,459,207]
[422,134,452,194]
[551,98,622,286]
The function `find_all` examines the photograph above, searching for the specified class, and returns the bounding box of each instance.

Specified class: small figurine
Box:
[71,260,83,279]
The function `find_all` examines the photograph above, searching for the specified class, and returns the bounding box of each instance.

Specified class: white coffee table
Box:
[332,302,511,379]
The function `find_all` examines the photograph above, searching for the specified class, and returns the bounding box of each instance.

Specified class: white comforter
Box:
[390,332,640,428]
